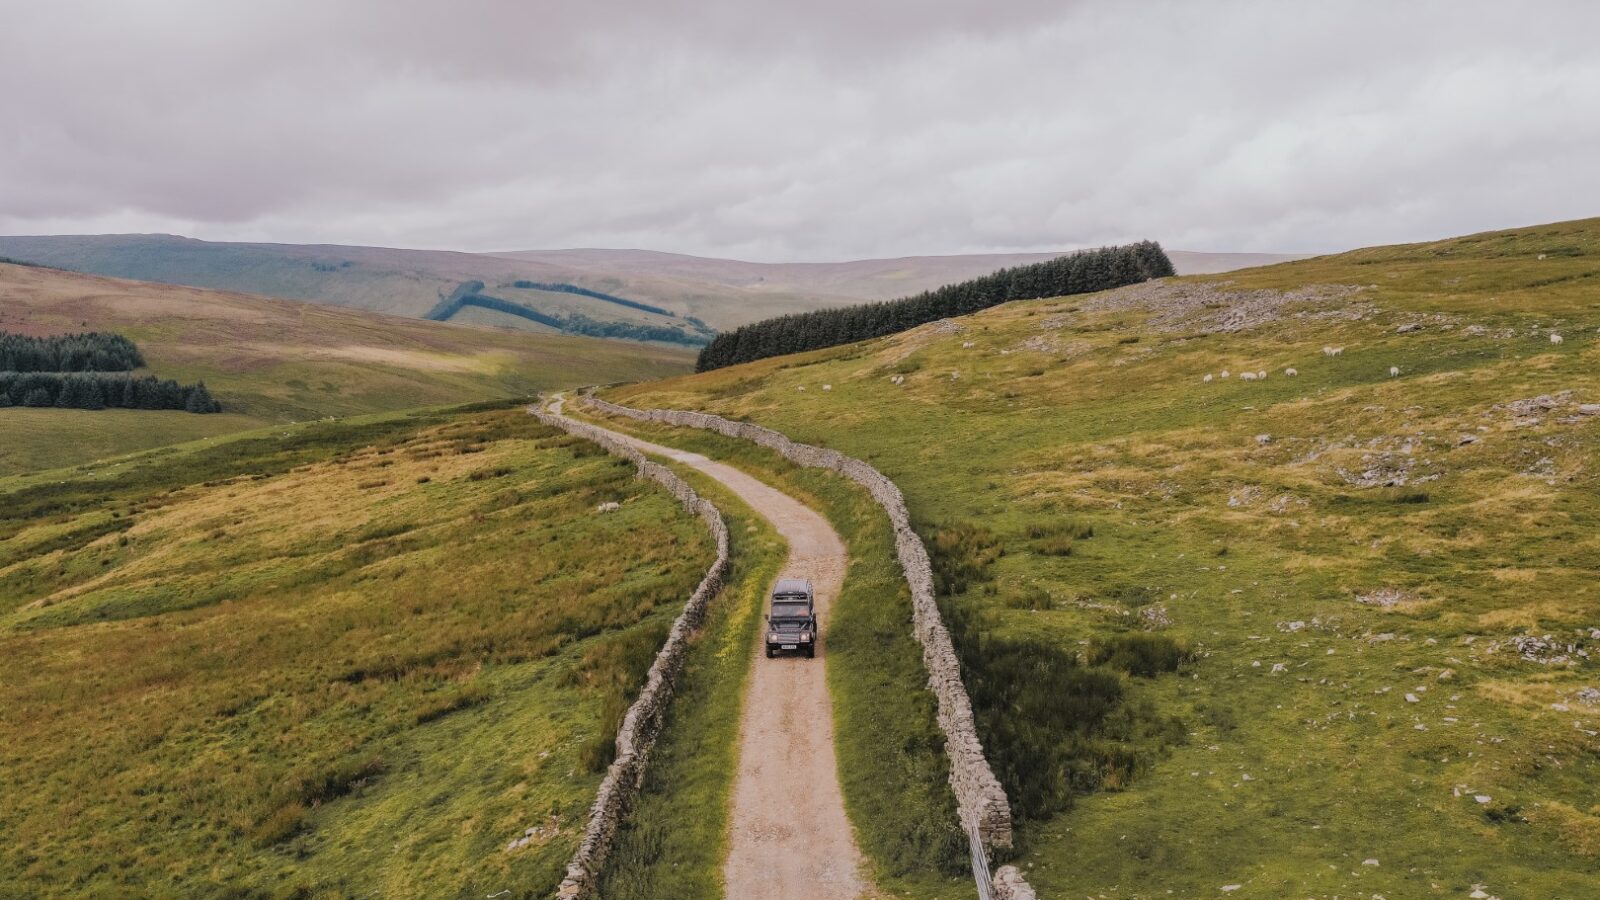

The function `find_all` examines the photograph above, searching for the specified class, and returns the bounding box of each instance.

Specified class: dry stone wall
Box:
[579,395,1017,853]
[529,404,731,900]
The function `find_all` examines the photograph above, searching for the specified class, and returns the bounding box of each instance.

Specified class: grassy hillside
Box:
[0,262,691,474]
[0,404,714,897]
[604,217,1600,897]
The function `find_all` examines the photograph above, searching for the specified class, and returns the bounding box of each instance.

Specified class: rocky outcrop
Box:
[529,403,731,900]
[994,865,1039,900]
[577,395,1018,858]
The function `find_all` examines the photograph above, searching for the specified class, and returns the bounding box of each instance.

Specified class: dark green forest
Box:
[0,372,221,413]
[428,291,710,347]
[508,281,680,320]
[694,241,1174,371]
[0,330,221,413]
[0,331,144,372]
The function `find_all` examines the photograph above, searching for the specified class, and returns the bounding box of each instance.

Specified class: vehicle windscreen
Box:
[771,601,809,620]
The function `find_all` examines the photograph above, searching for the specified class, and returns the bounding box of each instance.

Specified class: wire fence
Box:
[969,823,994,900]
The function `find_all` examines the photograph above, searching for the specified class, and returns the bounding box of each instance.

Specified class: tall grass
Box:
[930,523,1187,826]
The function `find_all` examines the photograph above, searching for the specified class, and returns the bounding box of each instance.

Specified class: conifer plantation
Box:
[0,331,144,372]
[694,241,1174,371]
[0,330,222,412]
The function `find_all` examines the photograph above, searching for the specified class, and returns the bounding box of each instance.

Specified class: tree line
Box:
[0,372,222,413]
[509,280,677,319]
[430,292,711,347]
[0,331,145,372]
[694,241,1175,371]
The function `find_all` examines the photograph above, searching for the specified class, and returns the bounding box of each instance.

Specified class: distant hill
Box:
[493,247,1311,303]
[0,235,1308,339]
[0,261,692,474]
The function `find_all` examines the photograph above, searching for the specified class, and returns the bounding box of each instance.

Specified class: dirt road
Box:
[548,399,870,899]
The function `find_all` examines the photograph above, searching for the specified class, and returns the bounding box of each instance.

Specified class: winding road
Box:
[546,398,872,899]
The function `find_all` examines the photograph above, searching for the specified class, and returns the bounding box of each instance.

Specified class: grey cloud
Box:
[1,0,1596,259]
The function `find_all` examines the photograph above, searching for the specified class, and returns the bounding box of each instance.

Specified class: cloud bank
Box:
[2,0,1596,259]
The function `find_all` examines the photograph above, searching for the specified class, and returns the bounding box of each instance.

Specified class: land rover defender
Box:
[765,577,817,658]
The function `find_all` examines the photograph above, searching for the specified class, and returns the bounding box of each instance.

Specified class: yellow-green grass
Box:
[566,408,972,897]
[0,261,693,475]
[604,218,1600,896]
[0,405,714,897]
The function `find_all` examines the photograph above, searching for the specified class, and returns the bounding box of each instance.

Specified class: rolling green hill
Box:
[0,262,692,474]
[602,217,1600,897]
[0,404,714,896]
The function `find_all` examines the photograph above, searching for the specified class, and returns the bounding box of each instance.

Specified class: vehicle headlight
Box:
[800,632,812,641]
[768,632,780,642]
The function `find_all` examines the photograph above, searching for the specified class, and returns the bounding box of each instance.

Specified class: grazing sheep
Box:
[1323,346,1344,357]
[797,385,806,391]
[596,501,621,514]
[1220,370,1231,379]
[1256,370,1267,380]
[962,341,976,349]
[1240,371,1258,381]
[1203,373,1214,383]
[1550,333,1564,344]
[1389,366,1400,377]
[1284,367,1298,376]
[822,384,832,391]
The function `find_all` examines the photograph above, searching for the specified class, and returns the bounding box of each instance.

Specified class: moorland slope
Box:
[0,405,715,896]
[0,262,691,474]
[605,217,1600,897]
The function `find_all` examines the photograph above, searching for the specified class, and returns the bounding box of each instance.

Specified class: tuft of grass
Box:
[1087,633,1192,677]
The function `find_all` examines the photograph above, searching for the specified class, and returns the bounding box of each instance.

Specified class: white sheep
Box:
[1284,367,1298,376]
[1240,371,1258,381]
[822,384,832,391]
[1389,366,1400,377]
[1550,333,1564,344]
[1203,373,1214,383]
[1323,346,1344,357]
[1220,370,1231,379]
[962,341,975,349]
[1256,370,1267,380]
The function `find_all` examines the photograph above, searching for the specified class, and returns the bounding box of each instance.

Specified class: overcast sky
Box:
[1,0,1596,261]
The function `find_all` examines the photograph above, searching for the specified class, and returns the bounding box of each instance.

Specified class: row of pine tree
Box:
[1,330,223,413]
[0,331,144,373]
[0,372,221,413]
[695,241,1175,371]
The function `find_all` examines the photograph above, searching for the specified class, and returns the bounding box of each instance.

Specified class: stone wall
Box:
[529,404,732,900]
[578,395,1018,854]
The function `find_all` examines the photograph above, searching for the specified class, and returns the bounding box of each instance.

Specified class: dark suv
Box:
[765,578,817,658]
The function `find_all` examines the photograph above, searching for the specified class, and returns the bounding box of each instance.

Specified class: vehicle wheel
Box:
[805,646,815,659]
[765,647,775,658]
